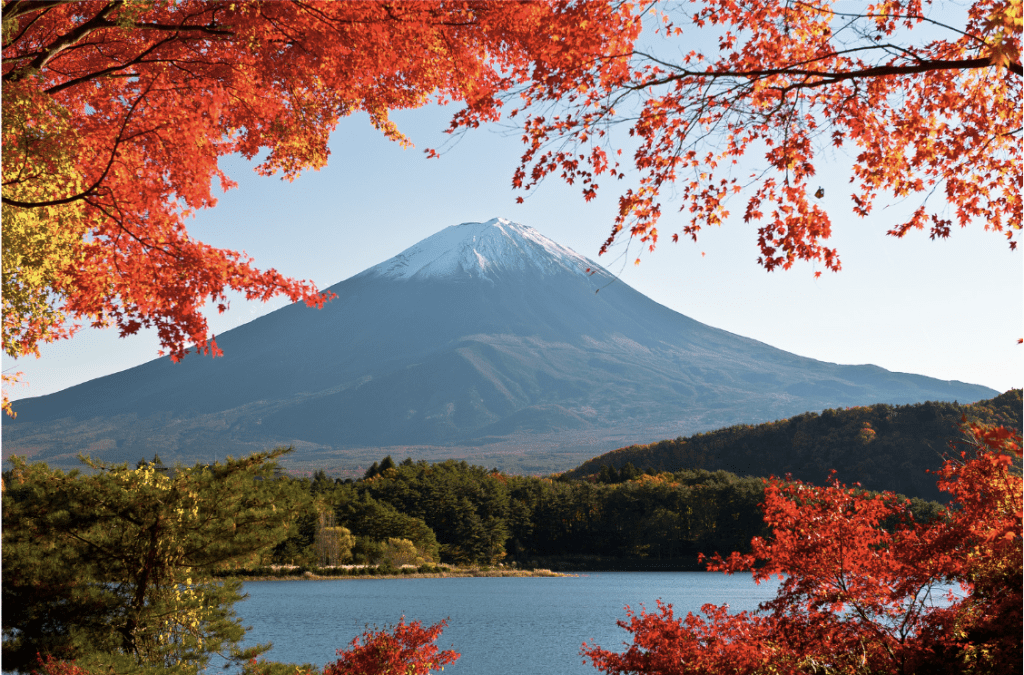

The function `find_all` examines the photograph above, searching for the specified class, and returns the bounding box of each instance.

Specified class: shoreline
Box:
[227,569,573,581]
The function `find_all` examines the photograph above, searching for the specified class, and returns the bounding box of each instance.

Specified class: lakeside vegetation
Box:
[267,458,945,572]
[240,392,1018,576]
[4,412,1020,674]
[213,563,565,580]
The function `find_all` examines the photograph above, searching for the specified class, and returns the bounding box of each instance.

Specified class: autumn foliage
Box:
[1,0,639,410]
[480,0,1023,270]
[31,657,90,675]
[323,618,458,675]
[239,618,457,675]
[582,423,1023,674]
[4,1,1019,415]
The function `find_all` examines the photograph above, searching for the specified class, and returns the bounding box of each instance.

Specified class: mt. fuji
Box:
[368,219,596,282]
[3,218,996,473]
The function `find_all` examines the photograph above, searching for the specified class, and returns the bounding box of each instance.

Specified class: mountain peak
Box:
[366,217,599,281]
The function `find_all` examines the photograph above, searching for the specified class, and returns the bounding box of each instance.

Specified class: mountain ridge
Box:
[3,218,997,472]
[562,389,1023,501]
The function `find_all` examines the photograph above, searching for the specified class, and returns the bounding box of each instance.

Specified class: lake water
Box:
[236,572,781,674]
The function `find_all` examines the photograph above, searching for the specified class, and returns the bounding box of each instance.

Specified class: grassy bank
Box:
[528,555,708,572]
[214,563,568,581]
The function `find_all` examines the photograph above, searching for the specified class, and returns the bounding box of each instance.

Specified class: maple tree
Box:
[237,619,457,675]
[461,0,1022,271]
[321,618,459,675]
[6,0,1017,416]
[0,0,641,412]
[581,422,1023,674]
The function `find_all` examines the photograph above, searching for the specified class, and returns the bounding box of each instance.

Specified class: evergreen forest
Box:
[268,456,946,572]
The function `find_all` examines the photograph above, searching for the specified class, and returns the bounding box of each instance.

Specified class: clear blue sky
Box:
[4,102,1021,405]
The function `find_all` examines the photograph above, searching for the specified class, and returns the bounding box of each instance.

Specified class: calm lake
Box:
[236,571,781,674]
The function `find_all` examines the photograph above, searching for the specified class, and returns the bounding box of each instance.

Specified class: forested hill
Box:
[563,390,1022,502]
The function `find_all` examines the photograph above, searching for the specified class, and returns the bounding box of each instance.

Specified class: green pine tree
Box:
[2,448,310,674]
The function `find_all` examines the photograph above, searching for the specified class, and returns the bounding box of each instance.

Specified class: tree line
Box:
[567,389,1022,502]
[269,456,944,571]
[2,426,1009,674]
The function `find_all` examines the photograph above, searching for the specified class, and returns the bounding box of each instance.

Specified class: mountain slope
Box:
[563,389,1023,501]
[3,218,998,472]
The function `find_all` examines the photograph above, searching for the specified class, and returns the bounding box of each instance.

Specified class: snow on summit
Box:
[368,218,601,281]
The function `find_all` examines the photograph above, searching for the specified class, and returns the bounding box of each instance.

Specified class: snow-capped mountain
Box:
[3,218,997,473]
[367,218,601,282]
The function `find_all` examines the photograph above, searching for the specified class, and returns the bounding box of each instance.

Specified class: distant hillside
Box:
[3,218,997,473]
[564,390,1022,501]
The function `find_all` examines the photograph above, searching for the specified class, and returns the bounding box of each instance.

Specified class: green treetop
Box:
[2,448,310,674]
